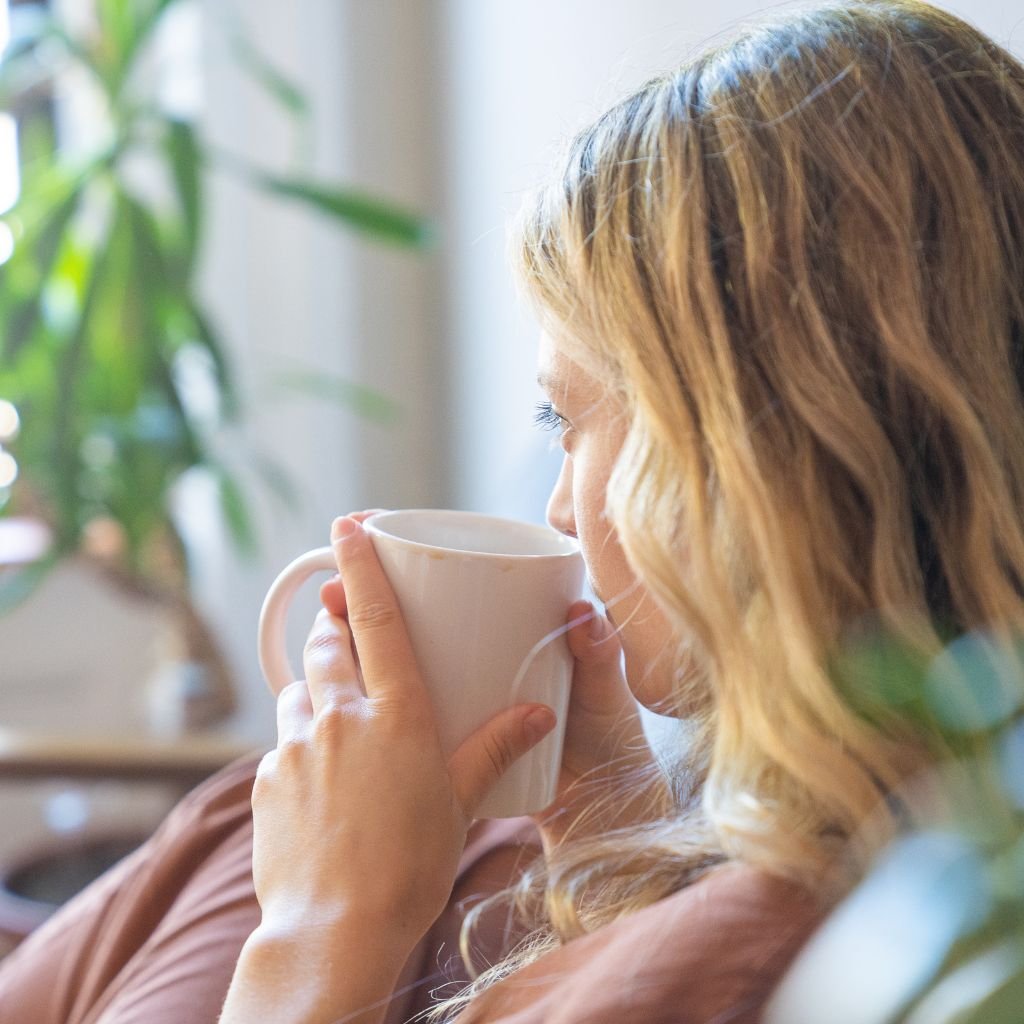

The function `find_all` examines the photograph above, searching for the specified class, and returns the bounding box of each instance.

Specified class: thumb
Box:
[448,703,557,816]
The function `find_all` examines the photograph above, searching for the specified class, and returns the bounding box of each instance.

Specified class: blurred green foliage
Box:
[771,623,1024,1023]
[0,0,432,579]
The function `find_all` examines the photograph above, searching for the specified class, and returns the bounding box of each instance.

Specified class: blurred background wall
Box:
[194,0,1023,743]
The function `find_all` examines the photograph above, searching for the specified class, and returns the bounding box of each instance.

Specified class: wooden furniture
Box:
[0,518,254,954]
[0,729,258,787]
[0,730,259,955]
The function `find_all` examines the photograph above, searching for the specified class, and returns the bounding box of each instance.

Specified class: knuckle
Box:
[251,775,270,804]
[256,749,277,778]
[253,751,279,794]
[313,699,358,739]
[303,628,341,660]
[303,633,348,678]
[277,679,308,706]
[349,598,397,633]
[274,735,307,768]
[482,733,514,778]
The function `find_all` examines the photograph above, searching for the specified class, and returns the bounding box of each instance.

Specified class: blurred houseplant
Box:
[766,627,1024,1024]
[0,0,431,719]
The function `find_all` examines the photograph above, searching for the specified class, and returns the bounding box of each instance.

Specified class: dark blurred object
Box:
[0,729,256,953]
[1,833,144,936]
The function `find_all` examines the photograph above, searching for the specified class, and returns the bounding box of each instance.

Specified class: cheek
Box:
[571,453,682,711]
[571,452,629,599]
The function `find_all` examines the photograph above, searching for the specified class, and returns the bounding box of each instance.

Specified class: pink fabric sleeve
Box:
[0,753,821,1024]
[0,754,541,1024]
[451,862,824,1024]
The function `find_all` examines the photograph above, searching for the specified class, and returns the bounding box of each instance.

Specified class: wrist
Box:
[245,915,417,982]
[222,919,415,1024]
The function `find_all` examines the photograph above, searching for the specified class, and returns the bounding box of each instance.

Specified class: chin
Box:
[623,650,678,715]
[624,634,711,719]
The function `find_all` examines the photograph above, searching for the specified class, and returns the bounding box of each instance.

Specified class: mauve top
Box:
[0,754,822,1023]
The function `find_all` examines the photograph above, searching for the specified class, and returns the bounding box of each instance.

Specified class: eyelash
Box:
[534,400,568,433]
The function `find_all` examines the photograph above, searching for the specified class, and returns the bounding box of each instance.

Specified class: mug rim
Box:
[363,508,581,560]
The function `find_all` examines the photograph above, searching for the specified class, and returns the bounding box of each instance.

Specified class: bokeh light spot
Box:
[0,449,17,487]
[0,398,19,441]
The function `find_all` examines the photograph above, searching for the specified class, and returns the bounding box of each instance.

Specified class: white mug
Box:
[257,509,584,818]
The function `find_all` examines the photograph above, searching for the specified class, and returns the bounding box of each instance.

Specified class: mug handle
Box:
[257,546,338,695]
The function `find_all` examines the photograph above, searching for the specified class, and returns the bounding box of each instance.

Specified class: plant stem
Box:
[52,237,112,552]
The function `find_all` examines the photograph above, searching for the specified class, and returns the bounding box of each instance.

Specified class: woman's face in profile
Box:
[537,333,678,712]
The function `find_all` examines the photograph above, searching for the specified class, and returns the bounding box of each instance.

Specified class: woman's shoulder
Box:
[454,862,825,1024]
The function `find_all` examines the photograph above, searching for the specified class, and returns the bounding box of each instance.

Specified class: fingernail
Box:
[331,517,358,543]
[524,707,556,743]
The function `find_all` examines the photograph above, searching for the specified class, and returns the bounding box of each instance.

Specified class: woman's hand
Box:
[248,513,557,951]
[532,601,663,851]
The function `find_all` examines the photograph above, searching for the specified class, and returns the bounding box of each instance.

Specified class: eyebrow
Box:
[536,371,561,391]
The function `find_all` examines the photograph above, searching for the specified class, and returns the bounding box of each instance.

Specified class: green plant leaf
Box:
[51,229,115,550]
[188,301,239,419]
[253,174,436,248]
[92,0,179,97]
[1,181,85,362]
[275,368,399,423]
[40,23,119,99]
[212,464,258,556]
[230,31,310,119]
[122,190,171,287]
[128,0,180,61]
[251,449,301,514]
[122,191,202,465]
[164,119,203,270]
[95,0,134,66]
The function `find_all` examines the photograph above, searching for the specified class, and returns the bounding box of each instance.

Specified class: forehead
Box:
[536,331,566,382]
[536,331,604,406]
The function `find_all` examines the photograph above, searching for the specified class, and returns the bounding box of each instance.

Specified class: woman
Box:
[3,1,1019,1021]
[221,1,1024,1021]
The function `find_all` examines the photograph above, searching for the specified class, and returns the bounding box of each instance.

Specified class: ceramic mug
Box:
[257,509,585,818]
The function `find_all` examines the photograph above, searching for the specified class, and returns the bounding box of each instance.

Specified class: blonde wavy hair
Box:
[428,0,1024,1016]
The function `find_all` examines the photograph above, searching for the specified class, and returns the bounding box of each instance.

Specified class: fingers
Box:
[276,679,314,742]
[448,703,556,815]
[319,575,346,616]
[330,516,423,704]
[566,600,620,662]
[566,600,629,712]
[318,510,389,616]
[303,607,364,713]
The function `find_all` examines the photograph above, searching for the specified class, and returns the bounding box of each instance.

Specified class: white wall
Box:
[440,0,1024,515]
[195,0,1024,743]
[194,0,447,740]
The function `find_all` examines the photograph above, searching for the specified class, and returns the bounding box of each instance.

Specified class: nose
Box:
[546,454,577,538]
